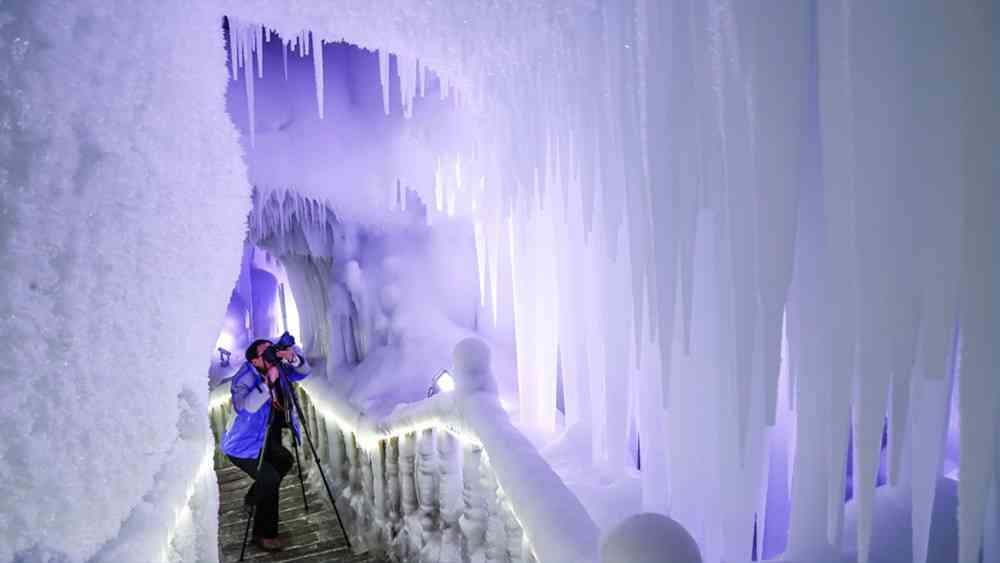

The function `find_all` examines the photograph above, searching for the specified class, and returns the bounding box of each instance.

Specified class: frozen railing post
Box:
[451,336,498,395]
[599,513,702,563]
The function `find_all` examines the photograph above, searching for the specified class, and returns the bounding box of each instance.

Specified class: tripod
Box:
[239,367,351,561]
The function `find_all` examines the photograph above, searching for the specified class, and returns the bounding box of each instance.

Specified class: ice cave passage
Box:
[1,3,997,563]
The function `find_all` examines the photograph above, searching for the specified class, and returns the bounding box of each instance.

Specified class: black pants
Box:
[228,420,295,539]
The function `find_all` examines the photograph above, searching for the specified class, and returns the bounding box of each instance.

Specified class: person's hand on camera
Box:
[276,349,297,363]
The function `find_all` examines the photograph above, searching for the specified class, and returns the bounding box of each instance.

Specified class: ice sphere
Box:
[600,513,702,563]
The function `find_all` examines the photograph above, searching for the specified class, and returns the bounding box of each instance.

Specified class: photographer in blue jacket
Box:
[220,335,310,552]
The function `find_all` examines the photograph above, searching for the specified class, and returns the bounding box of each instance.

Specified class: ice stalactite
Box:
[635,290,669,514]
[816,0,857,547]
[957,4,1000,563]
[785,101,833,555]
[226,19,257,147]
[556,160,591,429]
[312,33,324,119]
[398,55,417,118]
[379,49,391,115]
[714,0,760,462]
[474,219,487,310]
[909,328,958,563]
[254,24,264,78]
[283,38,289,80]
[509,180,560,434]
[584,187,610,466]
[603,214,634,473]
[847,2,917,561]
[644,0,678,407]
[743,1,808,429]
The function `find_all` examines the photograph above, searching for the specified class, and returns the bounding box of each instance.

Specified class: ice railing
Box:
[207,364,600,563]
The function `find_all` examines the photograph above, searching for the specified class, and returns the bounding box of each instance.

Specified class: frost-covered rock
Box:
[599,513,701,563]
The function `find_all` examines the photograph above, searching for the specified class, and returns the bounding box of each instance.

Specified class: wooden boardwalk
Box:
[216,446,380,563]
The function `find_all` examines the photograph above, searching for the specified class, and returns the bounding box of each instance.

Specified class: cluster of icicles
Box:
[227,16,454,147]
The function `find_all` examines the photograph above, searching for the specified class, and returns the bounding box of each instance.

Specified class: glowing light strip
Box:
[161,441,216,563]
[204,386,540,562]
[295,388,538,562]
[209,394,231,412]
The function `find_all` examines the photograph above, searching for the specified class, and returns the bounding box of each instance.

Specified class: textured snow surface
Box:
[0,2,247,561]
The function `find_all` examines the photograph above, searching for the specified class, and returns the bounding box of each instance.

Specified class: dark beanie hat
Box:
[245,339,272,362]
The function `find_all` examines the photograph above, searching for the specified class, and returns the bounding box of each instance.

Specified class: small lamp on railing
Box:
[218,347,232,367]
[427,370,456,398]
[216,330,235,368]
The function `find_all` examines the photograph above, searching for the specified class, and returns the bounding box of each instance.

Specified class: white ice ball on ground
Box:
[452,337,497,395]
[600,513,702,563]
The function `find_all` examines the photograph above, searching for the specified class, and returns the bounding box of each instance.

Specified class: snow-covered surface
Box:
[0,2,247,561]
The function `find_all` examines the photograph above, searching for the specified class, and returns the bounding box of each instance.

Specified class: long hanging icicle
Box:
[283,38,289,81]
[255,25,263,79]
[379,49,391,115]
[241,24,256,148]
[419,59,427,98]
[312,32,325,119]
[228,17,240,81]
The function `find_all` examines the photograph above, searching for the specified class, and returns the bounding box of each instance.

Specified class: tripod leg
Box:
[286,382,352,551]
[291,434,309,512]
[240,408,274,560]
[239,504,256,561]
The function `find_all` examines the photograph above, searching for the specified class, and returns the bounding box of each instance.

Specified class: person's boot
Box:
[253,535,285,552]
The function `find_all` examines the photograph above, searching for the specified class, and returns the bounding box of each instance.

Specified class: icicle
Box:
[282,39,289,81]
[434,158,444,212]
[398,55,416,118]
[957,3,1000,557]
[489,213,501,327]
[379,49,391,115]
[419,59,427,98]
[910,326,958,563]
[242,26,256,148]
[313,33,325,119]
[255,25,263,78]
[447,188,457,217]
[474,220,487,309]
[228,17,240,80]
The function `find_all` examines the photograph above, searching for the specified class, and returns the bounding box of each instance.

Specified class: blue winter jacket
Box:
[220,348,310,459]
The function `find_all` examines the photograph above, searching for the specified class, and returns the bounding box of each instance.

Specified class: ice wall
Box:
[0,2,248,561]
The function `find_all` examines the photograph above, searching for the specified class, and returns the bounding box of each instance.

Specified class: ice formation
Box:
[1,0,997,562]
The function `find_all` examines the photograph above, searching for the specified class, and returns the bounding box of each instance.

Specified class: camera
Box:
[262,331,296,366]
